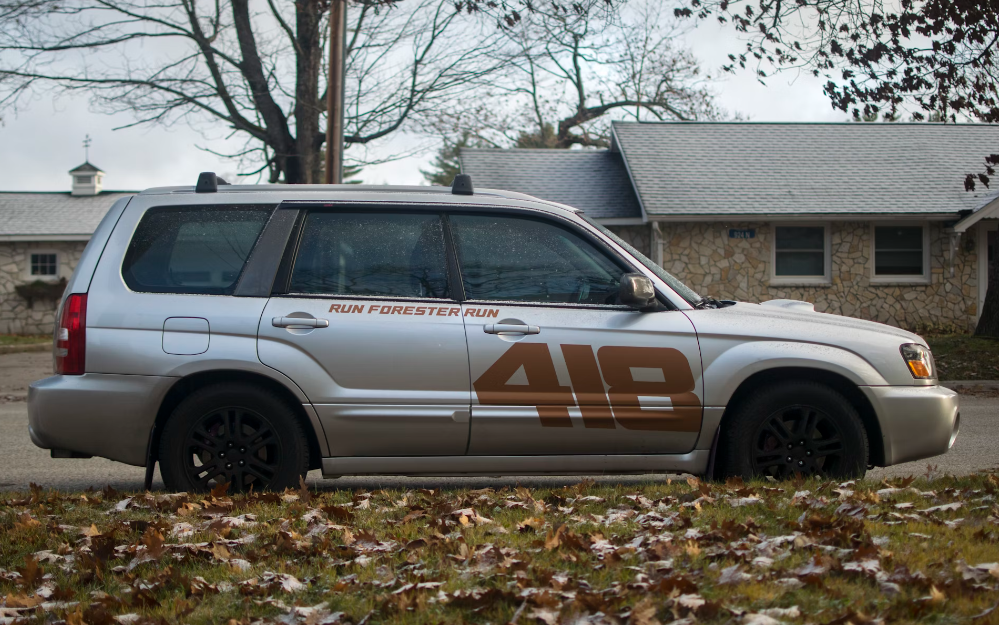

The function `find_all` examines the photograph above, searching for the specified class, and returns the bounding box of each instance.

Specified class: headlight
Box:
[900,343,935,379]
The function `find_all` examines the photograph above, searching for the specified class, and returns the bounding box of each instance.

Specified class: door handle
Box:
[484,323,540,335]
[272,316,329,328]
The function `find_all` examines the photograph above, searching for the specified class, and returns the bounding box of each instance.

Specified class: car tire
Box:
[158,383,309,493]
[718,380,868,481]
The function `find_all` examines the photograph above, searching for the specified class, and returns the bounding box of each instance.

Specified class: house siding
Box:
[659,221,979,333]
[0,241,88,335]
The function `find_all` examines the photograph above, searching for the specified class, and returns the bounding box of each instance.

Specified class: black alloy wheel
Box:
[183,406,280,492]
[751,405,846,479]
[718,380,868,481]
[159,383,309,493]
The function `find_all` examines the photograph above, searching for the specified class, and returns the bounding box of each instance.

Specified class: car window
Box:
[580,215,701,305]
[122,205,273,294]
[449,213,624,305]
[289,212,450,299]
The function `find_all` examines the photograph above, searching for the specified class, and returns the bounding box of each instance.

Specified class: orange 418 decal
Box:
[473,344,701,432]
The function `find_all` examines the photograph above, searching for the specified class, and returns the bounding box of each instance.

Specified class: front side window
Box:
[449,213,624,305]
[773,225,828,280]
[30,253,58,276]
[122,206,272,294]
[289,212,449,299]
[874,225,925,277]
[581,215,700,305]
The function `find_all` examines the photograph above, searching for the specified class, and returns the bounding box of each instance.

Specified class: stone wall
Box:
[0,241,88,335]
[657,221,980,333]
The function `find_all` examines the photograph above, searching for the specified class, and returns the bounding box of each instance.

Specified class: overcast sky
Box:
[0,16,847,193]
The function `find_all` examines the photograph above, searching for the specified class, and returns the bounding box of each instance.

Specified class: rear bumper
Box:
[28,374,175,466]
[862,385,960,466]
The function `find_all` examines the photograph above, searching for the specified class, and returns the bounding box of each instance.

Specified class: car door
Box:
[257,208,471,457]
[450,211,703,456]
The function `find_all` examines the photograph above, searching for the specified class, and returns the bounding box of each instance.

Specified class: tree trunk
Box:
[294,0,324,184]
[975,234,999,337]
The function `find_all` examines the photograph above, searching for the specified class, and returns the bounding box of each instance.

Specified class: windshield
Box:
[581,216,701,305]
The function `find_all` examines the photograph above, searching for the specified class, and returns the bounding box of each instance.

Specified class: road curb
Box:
[941,380,999,390]
[0,342,50,355]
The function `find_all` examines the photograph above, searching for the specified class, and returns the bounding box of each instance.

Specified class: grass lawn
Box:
[0,335,50,347]
[926,334,999,381]
[2,475,998,624]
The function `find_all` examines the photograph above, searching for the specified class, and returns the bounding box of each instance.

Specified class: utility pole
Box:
[325,0,346,184]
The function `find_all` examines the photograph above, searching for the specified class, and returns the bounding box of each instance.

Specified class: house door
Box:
[980,221,998,323]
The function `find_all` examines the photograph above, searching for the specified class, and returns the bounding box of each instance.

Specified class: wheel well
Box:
[148,370,323,471]
[716,367,885,468]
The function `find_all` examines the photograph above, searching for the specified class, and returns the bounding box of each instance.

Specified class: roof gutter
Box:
[949,195,999,233]
[646,213,960,222]
[0,234,92,242]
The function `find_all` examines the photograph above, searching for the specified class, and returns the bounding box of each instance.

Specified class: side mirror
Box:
[619,273,656,309]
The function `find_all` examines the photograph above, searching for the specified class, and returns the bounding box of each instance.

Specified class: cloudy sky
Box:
[0,15,847,193]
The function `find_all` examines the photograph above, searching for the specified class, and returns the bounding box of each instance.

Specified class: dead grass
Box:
[2,474,999,625]
[0,335,49,347]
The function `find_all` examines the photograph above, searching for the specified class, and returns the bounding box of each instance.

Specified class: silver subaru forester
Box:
[28,173,960,492]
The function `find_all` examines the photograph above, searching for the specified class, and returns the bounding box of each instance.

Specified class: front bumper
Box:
[862,385,960,466]
[28,374,175,466]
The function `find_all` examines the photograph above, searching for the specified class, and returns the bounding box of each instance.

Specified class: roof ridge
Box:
[460,147,612,153]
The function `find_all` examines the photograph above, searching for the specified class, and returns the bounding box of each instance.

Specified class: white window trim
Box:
[869,221,931,285]
[769,222,832,286]
[25,250,61,281]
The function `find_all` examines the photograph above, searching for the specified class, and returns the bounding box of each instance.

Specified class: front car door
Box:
[257,208,471,456]
[450,211,704,456]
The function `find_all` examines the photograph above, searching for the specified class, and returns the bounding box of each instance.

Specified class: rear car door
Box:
[450,212,703,456]
[257,207,471,457]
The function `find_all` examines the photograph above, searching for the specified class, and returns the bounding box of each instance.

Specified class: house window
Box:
[873,224,927,280]
[30,253,58,277]
[75,175,92,185]
[771,225,830,283]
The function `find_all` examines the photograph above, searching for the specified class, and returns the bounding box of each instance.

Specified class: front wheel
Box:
[158,383,309,493]
[718,381,868,480]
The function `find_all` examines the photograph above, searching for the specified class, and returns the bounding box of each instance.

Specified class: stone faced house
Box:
[461,122,999,333]
[0,163,133,334]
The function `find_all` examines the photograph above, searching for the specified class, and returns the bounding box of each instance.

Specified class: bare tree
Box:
[0,0,514,183]
[424,0,725,155]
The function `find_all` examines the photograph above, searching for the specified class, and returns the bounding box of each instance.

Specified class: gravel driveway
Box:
[1,351,995,492]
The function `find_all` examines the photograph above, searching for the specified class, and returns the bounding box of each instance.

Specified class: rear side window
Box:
[289,212,450,299]
[449,213,624,305]
[122,206,272,294]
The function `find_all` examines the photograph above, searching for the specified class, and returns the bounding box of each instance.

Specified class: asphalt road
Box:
[1,351,996,492]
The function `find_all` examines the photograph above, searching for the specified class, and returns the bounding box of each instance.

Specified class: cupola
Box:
[68,162,104,196]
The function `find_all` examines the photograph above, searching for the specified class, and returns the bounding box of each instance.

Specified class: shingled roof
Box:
[611,121,999,217]
[459,148,642,221]
[0,192,132,239]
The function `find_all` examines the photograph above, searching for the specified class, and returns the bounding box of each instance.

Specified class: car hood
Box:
[682,301,927,384]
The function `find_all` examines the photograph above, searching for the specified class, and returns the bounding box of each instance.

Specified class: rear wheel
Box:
[159,383,309,493]
[718,381,868,480]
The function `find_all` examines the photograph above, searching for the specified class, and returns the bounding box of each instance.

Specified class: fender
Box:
[700,340,888,407]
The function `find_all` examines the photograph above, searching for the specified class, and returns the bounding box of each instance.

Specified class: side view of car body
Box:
[27,175,961,491]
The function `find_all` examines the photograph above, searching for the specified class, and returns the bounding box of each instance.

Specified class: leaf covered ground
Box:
[2,474,999,625]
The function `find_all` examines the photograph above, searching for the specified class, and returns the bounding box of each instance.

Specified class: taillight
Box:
[55,293,87,375]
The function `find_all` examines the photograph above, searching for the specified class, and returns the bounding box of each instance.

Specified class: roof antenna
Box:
[195,172,230,193]
[451,173,473,196]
